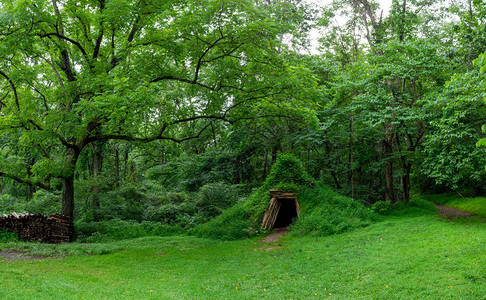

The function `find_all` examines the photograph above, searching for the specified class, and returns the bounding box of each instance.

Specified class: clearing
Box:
[1,206,485,299]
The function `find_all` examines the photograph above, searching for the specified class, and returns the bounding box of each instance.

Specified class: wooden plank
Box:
[261,198,281,229]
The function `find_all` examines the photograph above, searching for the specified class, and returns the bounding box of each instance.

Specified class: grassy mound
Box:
[192,154,378,240]
[291,183,378,236]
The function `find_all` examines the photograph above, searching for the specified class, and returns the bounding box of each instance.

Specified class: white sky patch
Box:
[303,0,393,54]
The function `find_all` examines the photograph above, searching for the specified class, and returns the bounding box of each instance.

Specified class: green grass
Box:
[1,208,486,299]
[423,193,486,218]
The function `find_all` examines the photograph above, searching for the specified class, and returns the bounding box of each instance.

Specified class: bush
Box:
[25,190,61,215]
[195,182,238,218]
[371,201,393,215]
[0,229,18,242]
[0,194,22,214]
[190,205,254,240]
[75,219,184,242]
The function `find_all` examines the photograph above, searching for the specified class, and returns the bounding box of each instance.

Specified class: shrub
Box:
[371,201,393,215]
[0,229,18,242]
[190,205,253,240]
[75,219,184,242]
[0,194,22,214]
[195,182,238,218]
[24,190,62,215]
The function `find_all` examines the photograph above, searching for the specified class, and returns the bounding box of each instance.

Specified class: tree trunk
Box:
[383,132,395,203]
[262,152,268,180]
[331,171,342,190]
[271,145,278,165]
[114,143,120,187]
[124,149,129,177]
[61,148,81,221]
[233,158,241,184]
[89,142,103,221]
[26,162,36,199]
[62,174,75,220]
[402,162,411,202]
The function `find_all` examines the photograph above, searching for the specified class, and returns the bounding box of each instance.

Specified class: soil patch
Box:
[0,249,53,261]
[261,227,289,243]
[434,204,473,220]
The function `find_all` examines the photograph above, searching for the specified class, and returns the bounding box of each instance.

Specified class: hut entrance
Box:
[273,199,298,228]
[261,190,300,230]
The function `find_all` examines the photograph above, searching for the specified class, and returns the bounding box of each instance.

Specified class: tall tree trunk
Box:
[348,116,354,198]
[383,132,395,203]
[271,145,278,165]
[402,162,411,202]
[331,171,342,190]
[61,148,81,221]
[262,152,268,180]
[124,149,129,177]
[62,174,75,220]
[25,162,36,199]
[89,142,103,220]
[114,143,120,187]
[233,158,241,184]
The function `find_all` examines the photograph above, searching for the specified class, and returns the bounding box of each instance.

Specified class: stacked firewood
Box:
[0,212,73,243]
[47,214,73,243]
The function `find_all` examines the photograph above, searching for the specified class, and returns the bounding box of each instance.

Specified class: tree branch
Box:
[0,171,50,190]
[0,70,19,109]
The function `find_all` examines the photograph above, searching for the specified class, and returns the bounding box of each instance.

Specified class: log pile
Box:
[47,214,73,243]
[0,212,73,243]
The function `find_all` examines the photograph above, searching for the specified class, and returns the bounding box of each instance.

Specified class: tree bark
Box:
[62,174,75,220]
[89,142,103,220]
[402,162,411,202]
[383,132,395,203]
[114,143,120,187]
[26,162,36,199]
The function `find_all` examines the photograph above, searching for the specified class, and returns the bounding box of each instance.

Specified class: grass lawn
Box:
[1,210,486,299]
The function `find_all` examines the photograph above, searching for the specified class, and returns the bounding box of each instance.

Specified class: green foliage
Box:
[24,190,61,215]
[195,182,239,219]
[371,201,393,215]
[387,198,438,217]
[261,153,314,193]
[292,183,378,236]
[0,229,18,242]
[0,194,22,214]
[75,219,184,243]
[421,70,486,193]
[190,205,254,240]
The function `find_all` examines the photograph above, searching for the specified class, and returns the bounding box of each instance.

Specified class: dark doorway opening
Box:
[273,199,297,228]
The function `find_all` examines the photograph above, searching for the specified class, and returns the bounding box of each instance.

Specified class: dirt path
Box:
[434,204,473,219]
[261,227,289,243]
[0,250,52,261]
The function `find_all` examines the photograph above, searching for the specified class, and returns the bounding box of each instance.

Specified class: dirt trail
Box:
[434,204,473,219]
[0,250,51,261]
[261,227,289,243]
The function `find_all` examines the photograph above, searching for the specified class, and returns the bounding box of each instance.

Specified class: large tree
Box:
[0,0,315,219]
